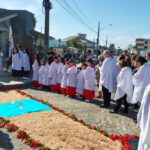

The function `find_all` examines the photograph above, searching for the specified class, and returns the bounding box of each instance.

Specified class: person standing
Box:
[23,49,30,77]
[100,50,118,108]
[110,60,133,113]
[12,48,22,78]
[18,45,24,77]
[137,84,150,150]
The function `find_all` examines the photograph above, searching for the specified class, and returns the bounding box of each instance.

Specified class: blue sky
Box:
[1,0,150,48]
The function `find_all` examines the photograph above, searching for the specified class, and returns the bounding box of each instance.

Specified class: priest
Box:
[100,50,119,108]
[137,84,150,150]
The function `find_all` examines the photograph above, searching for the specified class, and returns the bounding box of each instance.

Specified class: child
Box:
[38,59,46,89]
[32,54,40,87]
[76,63,87,98]
[61,58,70,95]
[66,59,77,97]
[56,57,65,92]
[49,56,59,92]
[42,56,53,90]
[84,59,95,102]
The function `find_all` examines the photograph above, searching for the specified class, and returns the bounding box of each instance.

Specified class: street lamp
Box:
[97,22,112,50]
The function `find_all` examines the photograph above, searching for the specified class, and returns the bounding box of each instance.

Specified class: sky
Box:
[1,0,150,49]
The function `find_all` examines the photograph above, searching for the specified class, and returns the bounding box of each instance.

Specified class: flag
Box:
[8,26,14,58]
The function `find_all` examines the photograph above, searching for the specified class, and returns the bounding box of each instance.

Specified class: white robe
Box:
[84,66,95,91]
[67,66,77,87]
[12,53,21,71]
[132,63,150,103]
[42,64,50,86]
[115,67,133,103]
[100,57,119,93]
[137,84,150,150]
[49,61,58,85]
[19,50,24,67]
[76,69,85,95]
[32,60,40,81]
[23,53,30,71]
[61,65,68,88]
[38,65,45,84]
[56,63,64,84]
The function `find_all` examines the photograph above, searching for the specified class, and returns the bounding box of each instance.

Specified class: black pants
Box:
[102,86,111,107]
[115,94,128,111]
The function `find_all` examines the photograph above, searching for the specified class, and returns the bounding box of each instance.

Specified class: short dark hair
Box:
[53,56,58,60]
[119,60,127,68]
[68,59,75,63]
[136,56,147,65]
[87,59,93,64]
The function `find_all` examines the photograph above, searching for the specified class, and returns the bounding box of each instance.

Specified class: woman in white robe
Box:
[110,60,133,113]
[76,63,87,96]
[137,84,150,150]
[61,59,69,95]
[23,51,30,76]
[56,58,64,92]
[132,56,150,104]
[32,54,40,87]
[66,59,77,97]
[84,59,95,102]
[12,48,22,77]
[49,56,59,92]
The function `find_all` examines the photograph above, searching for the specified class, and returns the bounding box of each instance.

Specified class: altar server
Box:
[132,56,150,104]
[61,58,69,95]
[23,49,30,76]
[38,59,46,89]
[12,47,22,77]
[83,59,95,102]
[56,57,65,92]
[32,54,40,87]
[66,59,77,97]
[110,60,133,113]
[42,56,53,90]
[137,84,150,150]
[100,50,118,108]
[76,63,87,97]
[49,56,59,92]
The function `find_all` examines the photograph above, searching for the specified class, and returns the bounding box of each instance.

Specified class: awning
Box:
[0,13,18,23]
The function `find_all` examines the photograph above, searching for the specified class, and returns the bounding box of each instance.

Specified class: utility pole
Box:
[43,0,52,58]
[96,21,100,51]
[106,36,108,47]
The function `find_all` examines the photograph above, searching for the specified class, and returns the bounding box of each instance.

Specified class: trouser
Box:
[115,94,128,111]
[102,86,111,106]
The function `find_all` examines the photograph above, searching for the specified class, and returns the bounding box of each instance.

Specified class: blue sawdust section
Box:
[0,98,52,117]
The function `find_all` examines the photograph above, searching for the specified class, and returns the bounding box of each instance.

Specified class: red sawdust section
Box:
[0,90,27,103]
[9,110,121,150]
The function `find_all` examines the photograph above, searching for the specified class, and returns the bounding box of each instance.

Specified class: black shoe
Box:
[110,109,118,114]
[121,109,128,114]
[99,104,109,108]
[132,104,138,109]
[133,119,137,123]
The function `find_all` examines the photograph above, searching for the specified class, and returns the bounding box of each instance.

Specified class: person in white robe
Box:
[56,57,65,92]
[12,48,22,77]
[132,56,150,104]
[61,58,69,95]
[49,56,59,92]
[38,59,46,89]
[32,54,40,87]
[18,45,24,77]
[84,59,95,102]
[76,63,87,97]
[137,84,150,150]
[100,50,119,108]
[23,50,30,76]
[146,52,150,64]
[66,59,77,97]
[110,60,133,113]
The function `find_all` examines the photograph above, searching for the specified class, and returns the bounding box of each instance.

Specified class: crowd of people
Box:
[31,49,150,150]
[11,45,30,78]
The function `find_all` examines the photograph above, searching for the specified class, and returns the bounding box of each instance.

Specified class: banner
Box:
[8,26,14,58]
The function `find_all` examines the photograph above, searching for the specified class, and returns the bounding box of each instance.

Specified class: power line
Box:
[55,0,96,33]
[72,0,96,29]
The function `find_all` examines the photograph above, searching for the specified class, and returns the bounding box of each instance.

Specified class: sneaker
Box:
[84,99,90,103]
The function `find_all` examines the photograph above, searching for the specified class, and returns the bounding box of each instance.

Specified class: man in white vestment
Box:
[100,50,118,108]
[137,84,150,150]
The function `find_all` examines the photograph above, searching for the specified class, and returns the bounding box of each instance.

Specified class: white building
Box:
[136,38,150,51]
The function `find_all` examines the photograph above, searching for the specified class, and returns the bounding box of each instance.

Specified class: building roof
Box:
[0,13,18,23]
[33,31,55,40]
[63,36,79,41]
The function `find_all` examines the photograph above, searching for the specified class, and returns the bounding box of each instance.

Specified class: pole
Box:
[43,0,52,58]
[106,36,108,47]
[97,21,100,51]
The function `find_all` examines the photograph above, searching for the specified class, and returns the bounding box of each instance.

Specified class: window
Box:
[144,46,148,49]
[145,41,148,44]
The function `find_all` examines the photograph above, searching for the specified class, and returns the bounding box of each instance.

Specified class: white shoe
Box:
[84,99,90,103]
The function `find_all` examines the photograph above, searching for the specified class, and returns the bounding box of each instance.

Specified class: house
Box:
[49,39,67,48]
[0,8,35,57]
[63,33,95,49]
[136,38,150,51]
